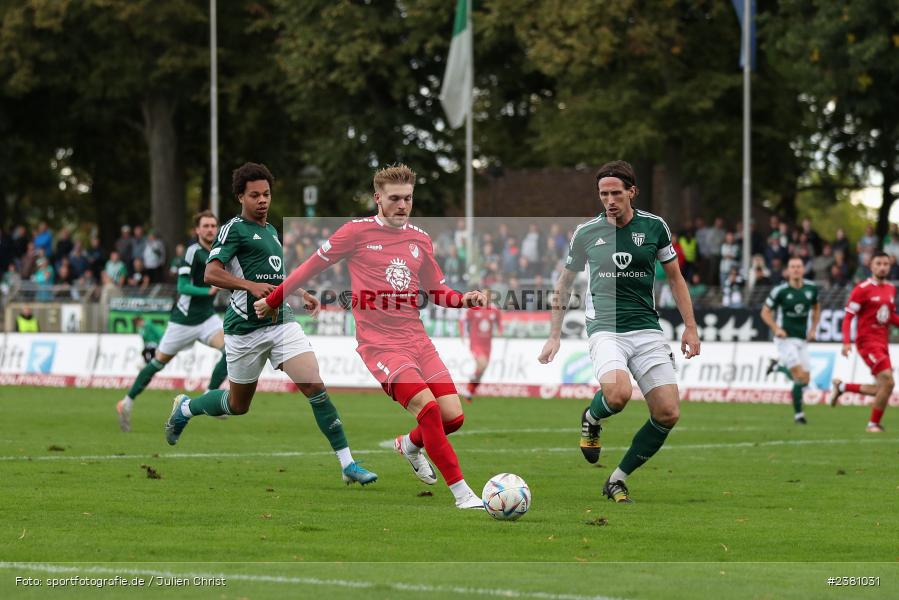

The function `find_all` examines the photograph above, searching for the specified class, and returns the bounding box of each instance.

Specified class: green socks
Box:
[618,417,672,475]
[307,390,349,451]
[187,389,231,417]
[127,358,165,399]
[777,366,794,382]
[588,389,621,421]
[208,350,228,390]
[791,383,804,415]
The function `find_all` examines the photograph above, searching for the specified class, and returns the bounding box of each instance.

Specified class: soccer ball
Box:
[481,473,530,520]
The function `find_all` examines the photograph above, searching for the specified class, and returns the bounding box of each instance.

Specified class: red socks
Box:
[870,408,885,425]
[444,414,464,434]
[415,402,463,485]
[845,383,862,393]
[409,413,464,447]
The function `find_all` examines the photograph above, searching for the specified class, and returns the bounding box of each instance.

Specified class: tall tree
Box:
[487,0,808,226]
[271,0,550,216]
[0,0,208,249]
[767,0,899,242]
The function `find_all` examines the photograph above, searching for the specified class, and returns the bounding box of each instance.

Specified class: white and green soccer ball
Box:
[482,473,530,520]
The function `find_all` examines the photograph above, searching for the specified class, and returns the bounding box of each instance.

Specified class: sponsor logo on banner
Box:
[268,256,282,271]
[612,252,632,270]
[27,341,56,373]
[809,351,836,390]
[562,351,593,384]
[632,232,645,246]
[5,333,899,406]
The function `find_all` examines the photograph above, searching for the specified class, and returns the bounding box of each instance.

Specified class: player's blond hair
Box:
[373,164,416,192]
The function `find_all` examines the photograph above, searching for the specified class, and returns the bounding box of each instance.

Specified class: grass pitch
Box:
[1,387,898,599]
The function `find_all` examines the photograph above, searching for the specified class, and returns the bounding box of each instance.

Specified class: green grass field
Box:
[1,387,898,599]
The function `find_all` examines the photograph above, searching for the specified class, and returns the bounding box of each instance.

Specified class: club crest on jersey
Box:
[268,256,282,271]
[805,291,813,300]
[409,243,420,259]
[632,232,645,247]
[877,304,889,324]
[385,258,412,291]
[613,252,632,270]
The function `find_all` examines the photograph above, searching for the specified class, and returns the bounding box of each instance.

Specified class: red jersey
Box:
[842,278,898,346]
[461,306,502,345]
[315,216,447,347]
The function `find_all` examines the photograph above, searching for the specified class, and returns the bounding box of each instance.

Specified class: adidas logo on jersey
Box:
[253,233,262,240]
[366,244,383,251]
[595,238,607,246]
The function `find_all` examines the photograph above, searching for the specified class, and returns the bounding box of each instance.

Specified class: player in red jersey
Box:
[256,164,488,509]
[458,303,502,402]
[829,252,899,432]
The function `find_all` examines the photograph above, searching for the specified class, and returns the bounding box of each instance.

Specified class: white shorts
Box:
[157,314,223,355]
[588,329,677,395]
[225,322,314,384]
[774,337,810,371]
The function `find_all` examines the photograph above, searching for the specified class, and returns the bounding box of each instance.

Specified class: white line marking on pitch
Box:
[0,562,627,600]
[1,437,895,463]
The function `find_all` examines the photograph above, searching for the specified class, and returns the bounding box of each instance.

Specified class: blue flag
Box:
[731,0,757,70]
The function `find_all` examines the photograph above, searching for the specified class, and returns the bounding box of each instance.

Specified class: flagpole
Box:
[464,0,475,283]
[741,0,751,277]
[210,0,220,218]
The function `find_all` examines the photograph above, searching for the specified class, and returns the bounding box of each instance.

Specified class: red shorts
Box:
[470,340,492,361]
[857,340,892,376]
[357,337,457,407]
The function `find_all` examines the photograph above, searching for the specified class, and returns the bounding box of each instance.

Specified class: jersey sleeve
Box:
[564,229,587,272]
[208,221,242,264]
[316,222,357,264]
[655,218,677,263]
[845,285,864,315]
[176,256,190,277]
[419,236,448,290]
[765,287,780,309]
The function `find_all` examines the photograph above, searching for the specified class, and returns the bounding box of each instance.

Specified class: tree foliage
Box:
[766,0,899,240]
[0,0,892,242]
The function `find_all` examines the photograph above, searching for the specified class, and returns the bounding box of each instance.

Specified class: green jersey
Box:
[208,216,294,335]
[565,210,677,334]
[765,280,818,339]
[169,243,215,326]
[139,321,164,346]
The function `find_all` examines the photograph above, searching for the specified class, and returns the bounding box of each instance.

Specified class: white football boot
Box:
[394,435,438,485]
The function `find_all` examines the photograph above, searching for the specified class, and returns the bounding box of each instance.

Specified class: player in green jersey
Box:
[761,256,821,424]
[133,315,164,364]
[117,211,228,432]
[164,162,375,485]
[539,160,700,503]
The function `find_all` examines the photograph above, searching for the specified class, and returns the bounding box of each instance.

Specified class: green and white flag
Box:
[439,0,472,129]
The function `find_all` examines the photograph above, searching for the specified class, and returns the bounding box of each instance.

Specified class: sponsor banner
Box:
[108,299,551,338]
[2,333,898,405]
[657,307,897,344]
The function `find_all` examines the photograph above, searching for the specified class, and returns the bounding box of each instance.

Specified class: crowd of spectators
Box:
[656,216,899,308]
[3,213,899,311]
[0,222,172,303]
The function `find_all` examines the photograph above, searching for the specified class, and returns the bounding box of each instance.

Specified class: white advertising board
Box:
[1,333,897,406]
